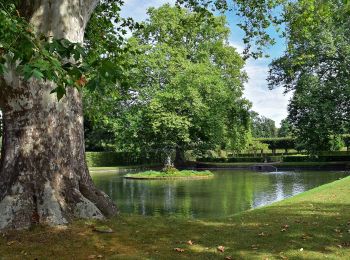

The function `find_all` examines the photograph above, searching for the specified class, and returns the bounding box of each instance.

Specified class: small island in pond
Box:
[124,169,214,180]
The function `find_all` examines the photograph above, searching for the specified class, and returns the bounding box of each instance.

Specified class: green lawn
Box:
[124,170,213,179]
[1,176,349,259]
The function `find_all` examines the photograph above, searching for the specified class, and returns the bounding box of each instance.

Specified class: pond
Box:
[92,170,349,219]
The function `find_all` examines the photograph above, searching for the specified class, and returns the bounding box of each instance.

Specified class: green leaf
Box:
[31,69,44,80]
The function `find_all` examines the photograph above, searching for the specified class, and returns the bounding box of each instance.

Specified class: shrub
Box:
[257,137,296,152]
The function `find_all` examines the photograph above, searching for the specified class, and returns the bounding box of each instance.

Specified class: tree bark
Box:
[0,0,117,230]
[174,148,186,167]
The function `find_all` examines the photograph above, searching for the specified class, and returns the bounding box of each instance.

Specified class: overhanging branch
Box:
[83,0,100,27]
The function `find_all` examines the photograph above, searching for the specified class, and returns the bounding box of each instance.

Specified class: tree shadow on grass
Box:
[0,202,349,259]
[100,201,350,259]
[172,201,350,259]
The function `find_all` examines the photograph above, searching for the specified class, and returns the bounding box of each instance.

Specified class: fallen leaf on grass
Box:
[6,241,16,246]
[301,233,313,240]
[279,254,288,260]
[225,256,233,260]
[217,246,225,252]
[174,248,185,252]
[258,232,266,237]
[187,240,194,245]
[334,228,341,233]
[251,245,259,250]
[92,226,113,233]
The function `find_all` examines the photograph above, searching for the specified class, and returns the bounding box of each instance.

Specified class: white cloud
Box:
[243,60,292,126]
[228,40,244,54]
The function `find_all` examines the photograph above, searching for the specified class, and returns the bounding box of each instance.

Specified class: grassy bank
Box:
[124,170,213,179]
[0,177,349,259]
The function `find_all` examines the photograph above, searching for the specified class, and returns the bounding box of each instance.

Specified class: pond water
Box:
[92,170,349,219]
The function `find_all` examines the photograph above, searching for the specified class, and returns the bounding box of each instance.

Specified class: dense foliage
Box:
[2,0,349,157]
[277,118,293,137]
[85,151,163,167]
[250,111,277,138]
[269,0,350,153]
[85,5,251,160]
[257,137,296,153]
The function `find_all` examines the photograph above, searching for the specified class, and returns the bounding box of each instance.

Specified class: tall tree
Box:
[85,5,251,165]
[251,112,277,138]
[277,118,292,137]
[269,0,350,153]
[0,0,118,230]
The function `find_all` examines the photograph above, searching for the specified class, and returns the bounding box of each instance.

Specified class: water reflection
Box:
[92,170,349,219]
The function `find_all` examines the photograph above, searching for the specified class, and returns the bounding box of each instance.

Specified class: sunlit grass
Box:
[0,176,349,259]
[124,170,214,179]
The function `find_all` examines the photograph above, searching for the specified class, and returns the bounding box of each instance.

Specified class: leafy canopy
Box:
[85,5,251,154]
[269,0,350,153]
[1,0,288,101]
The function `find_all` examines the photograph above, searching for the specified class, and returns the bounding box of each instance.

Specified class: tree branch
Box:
[83,0,100,26]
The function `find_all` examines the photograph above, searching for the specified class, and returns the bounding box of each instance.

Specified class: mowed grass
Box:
[124,170,213,179]
[0,176,349,259]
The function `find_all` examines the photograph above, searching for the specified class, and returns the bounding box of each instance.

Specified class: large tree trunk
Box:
[0,0,117,230]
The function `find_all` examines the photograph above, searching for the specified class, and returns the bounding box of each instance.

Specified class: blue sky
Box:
[121,0,292,126]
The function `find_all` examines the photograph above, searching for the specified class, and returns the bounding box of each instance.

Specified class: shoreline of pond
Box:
[89,161,350,174]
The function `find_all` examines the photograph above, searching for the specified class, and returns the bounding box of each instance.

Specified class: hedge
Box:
[85,152,163,167]
[283,155,350,162]
[198,154,350,164]
[256,137,296,151]
[197,157,264,163]
[235,152,298,157]
[227,157,264,163]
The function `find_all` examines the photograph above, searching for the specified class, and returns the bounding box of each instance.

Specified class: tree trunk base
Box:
[0,82,117,231]
[0,179,117,230]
